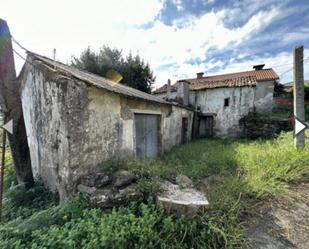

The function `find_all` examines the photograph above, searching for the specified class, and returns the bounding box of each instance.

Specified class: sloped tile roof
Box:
[153,68,279,94]
[189,76,257,90]
[27,52,170,105]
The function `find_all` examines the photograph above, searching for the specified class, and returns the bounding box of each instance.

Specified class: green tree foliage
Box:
[72,46,155,93]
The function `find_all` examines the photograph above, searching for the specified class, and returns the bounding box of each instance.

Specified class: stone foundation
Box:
[239,115,293,139]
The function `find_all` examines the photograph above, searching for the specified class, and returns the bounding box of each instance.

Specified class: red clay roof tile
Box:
[153,68,279,94]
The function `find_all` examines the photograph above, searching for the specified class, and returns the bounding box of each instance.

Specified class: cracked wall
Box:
[193,87,255,137]
[21,64,193,200]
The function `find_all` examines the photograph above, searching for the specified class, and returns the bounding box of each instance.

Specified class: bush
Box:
[1,130,308,248]
[3,180,59,221]
[0,201,244,249]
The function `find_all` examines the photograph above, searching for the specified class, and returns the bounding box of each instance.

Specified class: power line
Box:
[10,35,28,52]
[278,58,309,78]
[279,68,293,78]
[12,48,27,62]
[274,62,293,68]
[0,36,28,63]
[8,34,309,80]
[274,56,309,69]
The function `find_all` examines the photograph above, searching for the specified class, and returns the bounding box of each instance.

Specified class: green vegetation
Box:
[0,131,308,248]
[0,129,17,191]
[102,131,309,194]
[72,46,155,93]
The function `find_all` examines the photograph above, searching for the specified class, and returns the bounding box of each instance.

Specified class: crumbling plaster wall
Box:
[21,65,193,200]
[154,82,274,137]
[254,81,275,113]
[194,87,255,136]
[153,91,177,100]
[21,64,88,200]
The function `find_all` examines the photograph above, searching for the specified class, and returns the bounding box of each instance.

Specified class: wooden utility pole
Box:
[0,19,34,186]
[293,45,305,149]
[0,115,7,222]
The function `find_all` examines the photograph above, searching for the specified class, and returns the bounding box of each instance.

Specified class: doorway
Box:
[199,116,214,137]
[181,117,188,143]
[135,114,160,158]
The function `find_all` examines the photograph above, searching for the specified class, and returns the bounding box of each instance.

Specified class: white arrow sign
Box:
[1,119,13,134]
[294,117,307,136]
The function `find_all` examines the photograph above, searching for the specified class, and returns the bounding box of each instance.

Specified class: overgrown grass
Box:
[2,181,58,222]
[0,195,243,249]
[102,131,309,198]
[0,129,17,191]
[101,138,241,181]
[0,130,308,248]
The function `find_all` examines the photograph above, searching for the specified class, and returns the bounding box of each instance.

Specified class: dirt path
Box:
[244,182,309,249]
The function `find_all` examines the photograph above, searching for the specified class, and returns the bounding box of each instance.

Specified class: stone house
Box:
[153,65,279,137]
[19,52,194,200]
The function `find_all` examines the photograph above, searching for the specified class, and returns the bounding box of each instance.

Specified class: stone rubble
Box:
[157,180,209,217]
[77,170,209,217]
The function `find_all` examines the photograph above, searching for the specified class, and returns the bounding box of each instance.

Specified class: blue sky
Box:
[2,0,309,87]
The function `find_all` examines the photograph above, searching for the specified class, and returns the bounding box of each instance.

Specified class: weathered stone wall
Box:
[273,95,293,112]
[21,64,193,200]
[154,81,275,137]
[21,64,87,199]
[154,91,177,100]
[254,81,275,113]
[193,87,255,136]
[239,116,293,139]
[162,105,193,152]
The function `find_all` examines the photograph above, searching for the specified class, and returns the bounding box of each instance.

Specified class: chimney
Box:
[177,80,189,105]
[166,79,171,100]
[196,72,204,79]
[253,64,265,70]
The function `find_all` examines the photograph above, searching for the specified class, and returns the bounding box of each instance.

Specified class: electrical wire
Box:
[278,58,309,78]
[12,48,36,67]
[10,35,28,52]
[8,34,309,81]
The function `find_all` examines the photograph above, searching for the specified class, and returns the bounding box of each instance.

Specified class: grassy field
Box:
[0,130,308,248]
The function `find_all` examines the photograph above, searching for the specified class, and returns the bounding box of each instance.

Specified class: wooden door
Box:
[135,114,159,158]
[199,116,213,137]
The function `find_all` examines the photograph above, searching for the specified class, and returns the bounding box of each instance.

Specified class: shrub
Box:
[1,130,308,248]
[3,180,59,221]
[0,202,245,249]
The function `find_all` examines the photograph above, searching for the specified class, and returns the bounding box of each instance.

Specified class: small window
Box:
[224,98,229,107]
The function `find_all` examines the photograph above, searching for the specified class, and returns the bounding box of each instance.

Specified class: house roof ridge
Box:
[26,51,172,106]
[153,67,278,94]
[177,68,277,82]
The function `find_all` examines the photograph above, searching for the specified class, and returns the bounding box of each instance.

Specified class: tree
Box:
[72,46,155,93]
[0,19,34,187]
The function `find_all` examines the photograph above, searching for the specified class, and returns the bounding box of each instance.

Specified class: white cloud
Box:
[137,7,279,85]
[172,0,184,11]
[1,0,164,71]
[2,0,281,88]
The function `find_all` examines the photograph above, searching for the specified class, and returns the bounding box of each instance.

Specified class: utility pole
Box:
[0,19,34,186]
[293,45,305,149]
[0,115,7,222]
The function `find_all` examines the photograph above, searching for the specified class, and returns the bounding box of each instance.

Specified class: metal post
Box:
[293,45,305,149]
[0,115,7,222]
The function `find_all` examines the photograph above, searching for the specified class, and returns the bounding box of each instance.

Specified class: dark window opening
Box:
[224,98,229,107]
[181,117,188,144]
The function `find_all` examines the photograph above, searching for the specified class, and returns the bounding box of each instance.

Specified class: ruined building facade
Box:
[153,65,279,137]
[20,52,194,200]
